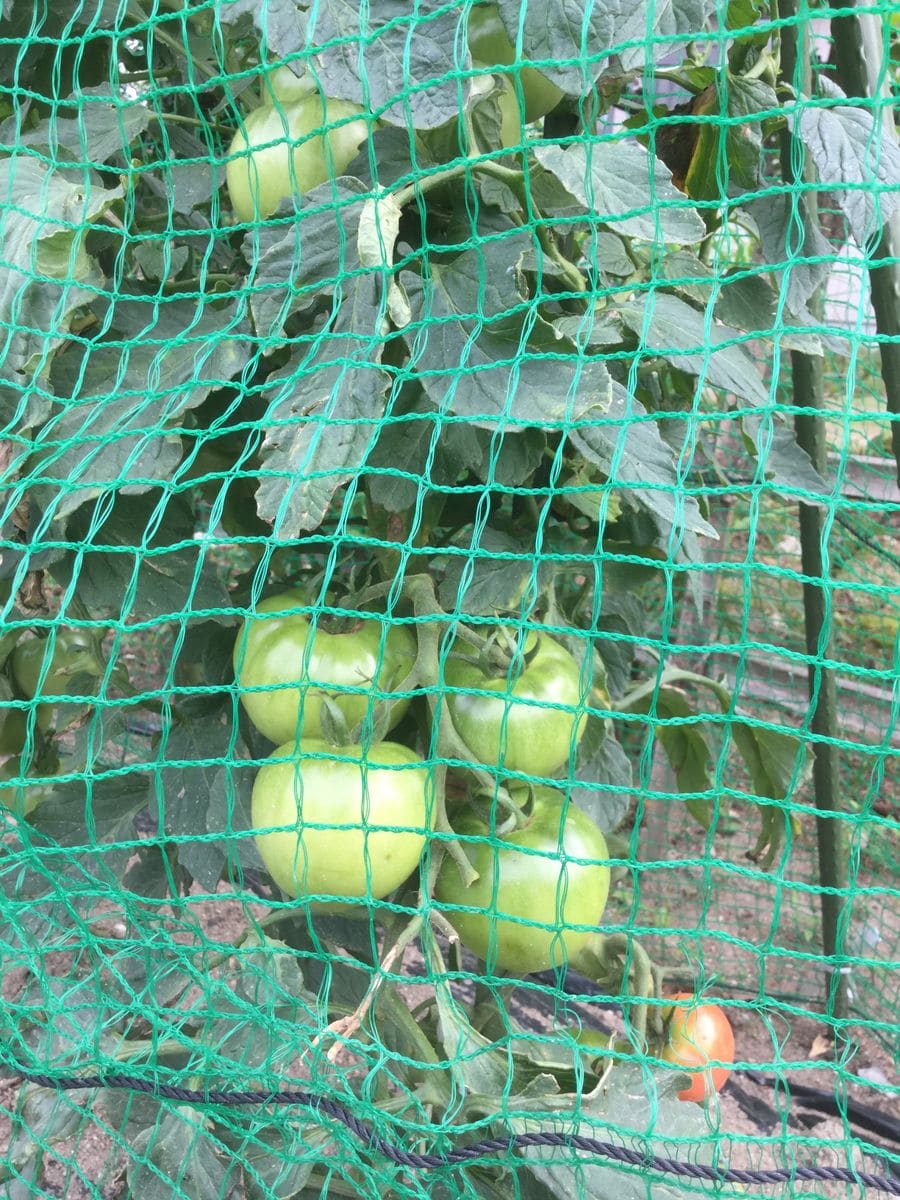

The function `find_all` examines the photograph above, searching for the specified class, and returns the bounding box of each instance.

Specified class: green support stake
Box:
[778,0,851,1024]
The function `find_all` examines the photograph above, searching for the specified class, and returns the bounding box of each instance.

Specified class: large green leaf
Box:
[741,415,829,499]
[795,79,900,245]
[570,726,633,835]
[255,275,391,535]
[366,392,483,513]
[216,0,307,59]
[53,492,230,621]
[31,298,249,521]
[0,158,121,428]
[439,527,553,615]
[128,1109,241,1200]
[516,1066,711,1200]
[243,180,369,338]
[404,238,612,425]
[567,381,718,540]
[620,292,769,405]
[28,773,149,868]
[534,142,706,245]
[312,0,471,130]
[747,192,833,313]
[150,717,242,890]
[0,84,150,165]
[496,0,719,83]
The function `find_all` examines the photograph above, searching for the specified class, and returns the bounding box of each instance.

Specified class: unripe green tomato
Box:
[0,707,27,756]
[435,785,610,974]
[233,592,416,745]
[226,96,370,222]
[444,631,587,778]
[251,738,432,904]
[0,758,50,818]
[468,4,564,123]
[11,631,102,726]
[259,63,319,106]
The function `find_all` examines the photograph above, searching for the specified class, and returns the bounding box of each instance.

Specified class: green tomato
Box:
[226,95,370,222]
[233,592,416,745]
[259,64,319,106]
[11,630,102,727]
[468,4,564,123]
[0,707,27,756]
[444,632,587,778]
[435,786,610,974]
[0,757,49,818]
[251,738,432,903]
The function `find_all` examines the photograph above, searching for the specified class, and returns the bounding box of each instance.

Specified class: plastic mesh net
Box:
[0,1,898,1198]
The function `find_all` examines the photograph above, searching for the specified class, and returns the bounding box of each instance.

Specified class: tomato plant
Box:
[1,0,881,1189]
[226,95,370,221]
[444,632,587,778]
[435,785,609,973]
[251,738,431,903]
[660,994,736,1101]
[233,591,416,745]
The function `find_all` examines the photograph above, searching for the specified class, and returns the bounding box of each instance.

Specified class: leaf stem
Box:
[150,26,217,79]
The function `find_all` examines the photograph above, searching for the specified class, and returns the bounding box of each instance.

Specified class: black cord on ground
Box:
[6,1068,899,1195]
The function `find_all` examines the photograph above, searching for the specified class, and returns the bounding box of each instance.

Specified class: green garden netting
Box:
[0,1,898,1197]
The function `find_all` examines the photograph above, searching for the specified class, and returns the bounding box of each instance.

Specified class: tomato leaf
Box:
[746,192,833,313]
[473,427,547,488]
[313,0,470,130]
[534,142,706,246]
[794,79,900,245]
[427,942,510,1098]
[233,1123,321,1200]
[366,392,483,513]
[52,493,230,623]
[495,0,719,82]
[217,0,307,59]
[242,181,368,338]
[150,717,238,890]
[619,293,769,406]
[25,773,149,879]
[128,1108,241,1200]
[31,299,249,522]
[730,719,813,804]
[208,764,266,875]
[439,527,553,616]
[567,382,718,541]
[570,726,633,835]
[0,158,121,430]
[255,275,390,536]
[0,83,150,166]
[514,1065,710,1200]
[740,415,829,499]
[403,238,613,426]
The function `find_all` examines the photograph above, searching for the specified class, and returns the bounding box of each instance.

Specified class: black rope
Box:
[9,1069,900,1194]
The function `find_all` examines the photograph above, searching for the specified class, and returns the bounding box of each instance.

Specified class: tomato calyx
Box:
[448,624,542,679]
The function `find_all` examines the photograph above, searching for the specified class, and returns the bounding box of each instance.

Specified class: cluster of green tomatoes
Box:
[234,591,612,978]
